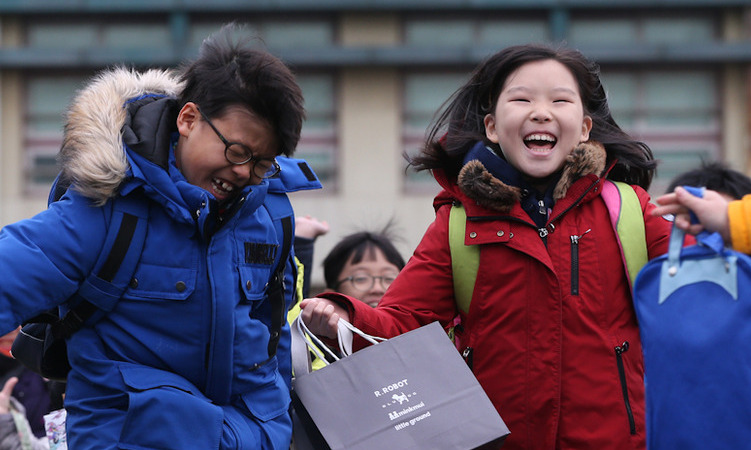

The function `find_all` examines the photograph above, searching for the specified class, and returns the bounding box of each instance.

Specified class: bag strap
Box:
[601,180,648,289]
[261,188,297,359]
[52,195,149,338]
[448,203,478,315]
[291,316,384,376]
[448,180,648,316]
[265,215,292,358]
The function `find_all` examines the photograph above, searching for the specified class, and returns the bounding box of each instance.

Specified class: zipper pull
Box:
[538,199,546,216]
[461,347,474,369]
[615,341,630,355]
[570,228,591,244]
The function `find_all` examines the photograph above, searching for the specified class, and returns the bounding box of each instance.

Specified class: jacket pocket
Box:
[124,263,196,301]
[117,364,223,449]
[240,374,290,422]
[238,265,271,304]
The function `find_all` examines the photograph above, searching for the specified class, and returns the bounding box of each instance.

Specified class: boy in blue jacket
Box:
[0,23,320,449]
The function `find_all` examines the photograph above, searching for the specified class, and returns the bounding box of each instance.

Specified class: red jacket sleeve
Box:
[317,204,459,349]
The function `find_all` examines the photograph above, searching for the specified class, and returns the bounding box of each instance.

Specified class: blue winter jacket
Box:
[0,68,320,449]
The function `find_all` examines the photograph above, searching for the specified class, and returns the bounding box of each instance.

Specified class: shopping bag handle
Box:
[291,315,385,377]
[336,319,386,357]
[667,185,725,271]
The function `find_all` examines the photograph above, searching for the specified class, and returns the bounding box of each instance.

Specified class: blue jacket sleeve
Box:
[0,190,109,334]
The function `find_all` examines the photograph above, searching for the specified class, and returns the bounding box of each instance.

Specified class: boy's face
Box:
[175,103,278,203]
[483,59,592,189]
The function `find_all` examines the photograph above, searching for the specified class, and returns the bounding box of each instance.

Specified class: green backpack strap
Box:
[601,180,648,289]
[448,204,479,315]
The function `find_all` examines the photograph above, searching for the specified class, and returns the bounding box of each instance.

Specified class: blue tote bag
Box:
[633,221,751,448]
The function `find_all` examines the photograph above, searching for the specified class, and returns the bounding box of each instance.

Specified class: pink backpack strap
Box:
[601,180,649,290]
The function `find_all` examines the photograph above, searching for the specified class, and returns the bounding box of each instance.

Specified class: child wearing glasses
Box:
[322,229,406,308]
[0,23,320,449]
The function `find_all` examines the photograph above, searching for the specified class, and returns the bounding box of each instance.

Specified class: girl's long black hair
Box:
[409,43,656,190]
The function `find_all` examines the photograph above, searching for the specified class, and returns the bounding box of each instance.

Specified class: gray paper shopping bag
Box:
[291,320,509,450]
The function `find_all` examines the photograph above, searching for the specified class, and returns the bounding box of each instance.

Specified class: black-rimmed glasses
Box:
[198,107,281,179]
[336,274,398,292]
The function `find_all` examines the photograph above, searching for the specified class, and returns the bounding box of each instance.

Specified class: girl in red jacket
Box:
[301,44,672,450]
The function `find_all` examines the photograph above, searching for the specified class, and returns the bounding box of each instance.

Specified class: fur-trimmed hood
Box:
[454,140,607,212]
[59,67,182,204]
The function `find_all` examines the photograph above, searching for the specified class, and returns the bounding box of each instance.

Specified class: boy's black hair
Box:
[323,230,406,290]
[666,161,751,200]
[411,43,656,190]
[177,23,304,157]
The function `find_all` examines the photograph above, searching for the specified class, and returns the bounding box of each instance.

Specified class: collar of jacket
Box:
[454,140,607,213]
[59,67,182,205]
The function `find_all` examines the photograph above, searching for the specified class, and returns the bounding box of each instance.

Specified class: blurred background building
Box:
[1,0,750,289]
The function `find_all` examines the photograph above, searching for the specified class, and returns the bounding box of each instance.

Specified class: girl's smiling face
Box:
[174,102,278,203]
[483,59,593,188]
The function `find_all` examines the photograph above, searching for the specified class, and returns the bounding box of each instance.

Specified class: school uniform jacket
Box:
[0,68,320,449]
[321,141,671,450]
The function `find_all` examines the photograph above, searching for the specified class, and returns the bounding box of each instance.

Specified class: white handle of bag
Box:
[336,318,385,357]
[291,315,385,377]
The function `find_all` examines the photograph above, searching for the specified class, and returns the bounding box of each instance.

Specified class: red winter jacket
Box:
[322,142,671,450]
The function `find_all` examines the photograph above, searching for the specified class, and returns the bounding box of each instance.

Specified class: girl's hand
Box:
[653,187,731,242]
[0,377,18,414]
[299,298,349,339]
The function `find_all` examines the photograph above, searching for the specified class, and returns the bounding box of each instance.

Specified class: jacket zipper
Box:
[569,229,591,295]
[614,341,637,435]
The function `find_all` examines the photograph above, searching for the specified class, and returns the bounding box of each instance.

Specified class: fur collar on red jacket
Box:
[451,140,607,213]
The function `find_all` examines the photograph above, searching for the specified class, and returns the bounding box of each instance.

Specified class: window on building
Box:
[570,13,717,47]
[188,19,334,50]
[569,19,638,45]
[402,72,470,191]
[27,22,170,50]
[478,20,549,45]
[102,24,171,49]
[296,74,338,188]
[405,20,474,47]
[602,69,720,194]
[642,17,715,44]
[24,74,89,194]
[405,17,548,48]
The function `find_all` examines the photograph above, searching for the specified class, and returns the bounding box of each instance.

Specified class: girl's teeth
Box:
[525,134,555,143]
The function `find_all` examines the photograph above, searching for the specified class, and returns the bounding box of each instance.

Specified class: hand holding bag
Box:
[633,198,751,449]
[290,317,510,450]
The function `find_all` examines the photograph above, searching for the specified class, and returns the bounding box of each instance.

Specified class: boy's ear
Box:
[176,102,200,137]
[484,114,499,143]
